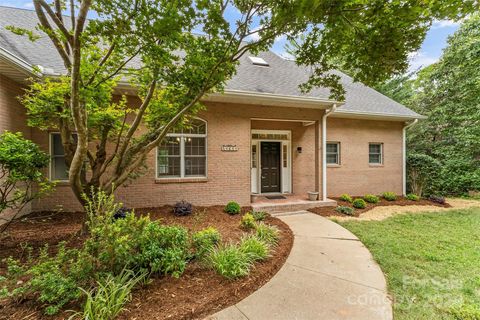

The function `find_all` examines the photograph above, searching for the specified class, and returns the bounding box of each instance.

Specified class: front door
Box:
[261,142,281,193]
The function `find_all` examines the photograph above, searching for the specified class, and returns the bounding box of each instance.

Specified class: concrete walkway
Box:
[209,211,392,320]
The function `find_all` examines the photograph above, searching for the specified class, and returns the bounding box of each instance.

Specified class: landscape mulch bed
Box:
[0,206,293,320]
[308,197,451,218]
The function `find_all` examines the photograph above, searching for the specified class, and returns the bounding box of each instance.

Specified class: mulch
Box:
[308,197,451,218]
[0,206,294,320]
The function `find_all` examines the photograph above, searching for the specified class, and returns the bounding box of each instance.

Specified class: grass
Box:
[339,207,480,320]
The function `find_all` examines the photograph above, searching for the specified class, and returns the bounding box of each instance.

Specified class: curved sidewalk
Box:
[209,211,392,320]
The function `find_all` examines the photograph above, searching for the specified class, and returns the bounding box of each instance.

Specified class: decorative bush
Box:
[192,227,221,260]
[255,223,280,246]
[173,200,193,216]
[352,198,367,209]
[335,206,355,216]
[407,153,441,197]
[74,270,145,320]
[363,194,379,203]
[339,193,353,203]
[208,244,252,279]
[429,195,446,205]
[224,201,241,215]
[406,193,420,201]
[382,192,397,201]
[252,211,268,221]
[239,235,270,261]
[240,212,256,230]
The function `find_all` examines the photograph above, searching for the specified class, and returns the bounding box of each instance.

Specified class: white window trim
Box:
[369,142,384,165]
[49,132,70,182]
[155,118,208,179]
[326,141,340,165]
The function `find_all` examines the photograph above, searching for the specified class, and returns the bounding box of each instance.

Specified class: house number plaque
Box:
[221,144,239,152]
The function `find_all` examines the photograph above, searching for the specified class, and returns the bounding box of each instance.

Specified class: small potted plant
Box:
[308,191,319,201]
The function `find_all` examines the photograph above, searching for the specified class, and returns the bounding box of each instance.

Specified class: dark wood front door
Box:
[261,142,281,193]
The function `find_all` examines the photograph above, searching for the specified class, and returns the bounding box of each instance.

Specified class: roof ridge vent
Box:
[249,56,269,67]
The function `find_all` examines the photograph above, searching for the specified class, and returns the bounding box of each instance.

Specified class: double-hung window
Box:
[326,142,340,165]
[50,132,77,181]
[369,143,383,165]
[157,118,207,178]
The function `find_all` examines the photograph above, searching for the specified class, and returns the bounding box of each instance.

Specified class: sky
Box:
[0,0,460,73]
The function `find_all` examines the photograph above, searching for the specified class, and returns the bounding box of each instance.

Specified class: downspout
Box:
[322,103,337,201]
[402,119,418,195]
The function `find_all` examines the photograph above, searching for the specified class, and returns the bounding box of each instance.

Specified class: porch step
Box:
[252,198,337,214]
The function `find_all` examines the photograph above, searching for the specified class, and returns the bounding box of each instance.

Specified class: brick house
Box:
[0,6,424,213]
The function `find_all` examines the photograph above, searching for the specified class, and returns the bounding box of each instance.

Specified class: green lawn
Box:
[340,208,480,320]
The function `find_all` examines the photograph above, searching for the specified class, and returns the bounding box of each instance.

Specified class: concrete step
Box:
[251,198,337,214]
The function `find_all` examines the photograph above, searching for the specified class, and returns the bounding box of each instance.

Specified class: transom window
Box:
[369,143,383,164]
[157,118,207,178]
[326,142,340,165]
[50,132,77,181]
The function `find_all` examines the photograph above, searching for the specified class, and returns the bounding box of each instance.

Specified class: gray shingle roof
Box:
[0,5,422,119]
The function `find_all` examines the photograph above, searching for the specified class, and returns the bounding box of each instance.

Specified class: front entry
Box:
[260,142,281,193]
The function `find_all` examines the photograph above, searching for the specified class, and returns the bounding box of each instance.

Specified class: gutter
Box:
[402,119,419,195]
[322,103,337,201]
[0,47,35,75]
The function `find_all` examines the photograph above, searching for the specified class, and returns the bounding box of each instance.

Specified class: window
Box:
[282,144,288,168]
[369,143,383,164]
[251,144,257,168]
[157,118,207,178]
[326,142,340,165]
[50,132,77,181]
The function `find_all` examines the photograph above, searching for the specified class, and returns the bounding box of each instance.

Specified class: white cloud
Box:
[408,51,438,72]
[432,19,460,29]
[22,2,33,8]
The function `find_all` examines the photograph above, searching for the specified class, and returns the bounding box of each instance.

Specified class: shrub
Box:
[255,223,280,246]
[363,194,379,203]
[239,235,270,261]
[352,198,367,209]
[224,201,241,215]
[449,304,480,320]
[339,194,353,203]
[209,244,252,279]
[251,211,268,221]
[429,195,446,205]
[407,153,441,197]
[382,192,397,201]
[76,270,146,320]
[240,212,256,230]
[192,227,221,260]
[335,206,355,216]
[406,193,420,201]
[173,200,193,216]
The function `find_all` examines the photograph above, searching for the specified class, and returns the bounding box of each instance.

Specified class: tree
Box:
[377,13,480,195]
[11,0,476,209]
[0,132,53,232]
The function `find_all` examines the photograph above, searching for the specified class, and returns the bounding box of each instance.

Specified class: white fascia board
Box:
[0,47,35,75]
[330,109,427,121]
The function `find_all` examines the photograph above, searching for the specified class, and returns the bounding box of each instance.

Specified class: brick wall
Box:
[326,117,404,197]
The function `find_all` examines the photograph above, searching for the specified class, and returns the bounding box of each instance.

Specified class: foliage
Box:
[255,223,280,246]
[208,244,252,279]
[377,14,480,196]
[251,211,268,221]
[191,227,221,261]
[382,192,397,201]
[240,213,256,230]
[239,235,270,262]
[406,194,420,201]
[224,201,241,215]
[406,153,441,196]
[352,199,367,209]
[73,270,145,320]
[429,195,446,205]
[340,208,480,319]
[0,132,53,229]
[339,194,353,203]
[13,0,476,208]
[363,194,379,204]
[335,206,355,216]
